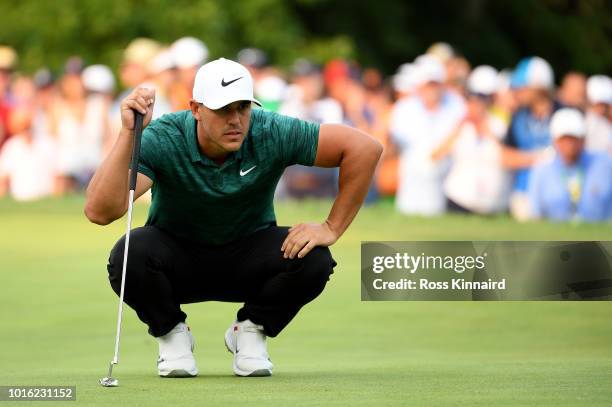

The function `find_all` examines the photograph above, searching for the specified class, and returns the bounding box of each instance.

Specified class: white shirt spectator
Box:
[443,115,512,213]
[0,133,57,201]
[391,92,465,215]
[280,85,343,124]
[585,110,611,154]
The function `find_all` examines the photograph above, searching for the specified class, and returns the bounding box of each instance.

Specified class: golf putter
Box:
[100,110,144,388]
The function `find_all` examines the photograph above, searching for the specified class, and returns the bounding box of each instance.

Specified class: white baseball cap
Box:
[171,37,208,69]
[192,58,261,110]
[82,64,115,93]
[414,55,446,86]
[467,65,499,95]
[586,75,612,105]
[550,108,586,139]
[511,56,554,89]
[392,63,417,93]
[255,75,287,102]
[148,48,175,74]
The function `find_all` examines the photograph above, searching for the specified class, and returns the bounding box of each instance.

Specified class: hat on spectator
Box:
[467,65,499,95]
[124,38,161,66]
[192,58,261,109]
[550,108,586,139]
[82,64,115,93]
[171,37,208,69]
[511,56,554,89]
[148,48,175,74]
[237,48,268,69]
[64,56,84,75]
[0,45,17,70]
[586,75,612,105]
[323,59,350,87]
[33,68,54,89]
[393,63,418,93]
[414,55,446,85]
[292,58,320,77]
[426,42,455,64]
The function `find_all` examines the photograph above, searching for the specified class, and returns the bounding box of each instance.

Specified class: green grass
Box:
[0,197,610,406]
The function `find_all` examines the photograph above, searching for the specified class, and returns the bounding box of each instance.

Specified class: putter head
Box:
[99,377,119,387]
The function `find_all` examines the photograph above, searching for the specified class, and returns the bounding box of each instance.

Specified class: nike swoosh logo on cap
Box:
[240,166,257,176]
[221,77,243,87]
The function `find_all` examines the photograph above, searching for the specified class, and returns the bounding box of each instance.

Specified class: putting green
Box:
[1,197,610,406]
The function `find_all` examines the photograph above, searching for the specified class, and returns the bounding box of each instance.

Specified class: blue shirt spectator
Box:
[506,103,560,192]
[528,152,612,221]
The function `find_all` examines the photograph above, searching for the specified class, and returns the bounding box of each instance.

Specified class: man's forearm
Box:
[325,137,382,237]
[84,128,133,224]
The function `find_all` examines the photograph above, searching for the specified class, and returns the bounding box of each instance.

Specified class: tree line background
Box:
[1,0,610,80]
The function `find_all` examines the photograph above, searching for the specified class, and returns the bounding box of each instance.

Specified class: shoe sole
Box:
[224,330,272,377]
[159,369,198,378]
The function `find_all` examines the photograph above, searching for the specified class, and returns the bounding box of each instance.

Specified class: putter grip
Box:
[129,111,144,191]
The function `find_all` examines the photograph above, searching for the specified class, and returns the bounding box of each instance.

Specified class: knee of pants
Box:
[296,246,336,297]
[106,227,164,294]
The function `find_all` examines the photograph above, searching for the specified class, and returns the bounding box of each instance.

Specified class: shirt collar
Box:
[554,150,588,169]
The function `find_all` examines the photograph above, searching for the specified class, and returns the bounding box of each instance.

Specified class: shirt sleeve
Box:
[269,111,320,166]
[138,123,160,182]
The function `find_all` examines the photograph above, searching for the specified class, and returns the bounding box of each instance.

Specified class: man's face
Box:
[466,94,490,121]
[419,81,443,109]
[191,100,252,157]
[555,135,584,165]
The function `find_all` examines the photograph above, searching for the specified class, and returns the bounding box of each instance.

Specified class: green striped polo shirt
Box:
[137,108,319,245]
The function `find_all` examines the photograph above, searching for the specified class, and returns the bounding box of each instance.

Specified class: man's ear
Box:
[189,100,201,121]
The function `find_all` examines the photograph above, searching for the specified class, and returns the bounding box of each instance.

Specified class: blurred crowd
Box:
[0,39,610,222]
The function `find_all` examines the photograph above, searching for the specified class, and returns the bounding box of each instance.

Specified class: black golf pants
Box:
[106,225,336,337]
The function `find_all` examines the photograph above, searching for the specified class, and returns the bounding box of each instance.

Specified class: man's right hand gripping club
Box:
[84,87,156,225]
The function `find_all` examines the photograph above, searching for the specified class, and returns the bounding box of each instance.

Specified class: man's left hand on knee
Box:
[281,222,339,259]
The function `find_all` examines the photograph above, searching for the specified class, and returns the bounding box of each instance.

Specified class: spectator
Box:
[32,67,57,140]
[490,69,517,126]
[281,59,342,123]
[528,108,612,222]
[237,47,269,85]
[255,74,287,112]
[557,71,587,110]
[433,65,511,214]
[505,56,559,220]
[360,67,393,202]
[145,48,175,119]
[279,59,342,199]
[111,38,161,136]
[119,38,160,91]
[81,64,115,171]
[392,63,418,101]
[169,37,208,110]
[0,105,57,200]
[391,56,465,215]
[584,75,611,154]
[51,57,90,192]
[0,45,17,148]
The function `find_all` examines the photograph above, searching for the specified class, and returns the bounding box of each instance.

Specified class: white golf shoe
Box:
[224,319,273,377]
[156,322,198,377]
